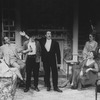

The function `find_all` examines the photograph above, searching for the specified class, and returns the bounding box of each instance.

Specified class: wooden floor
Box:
[14,70,100,100]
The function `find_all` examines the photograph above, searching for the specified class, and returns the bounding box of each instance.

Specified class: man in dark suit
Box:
[40,31,62,92]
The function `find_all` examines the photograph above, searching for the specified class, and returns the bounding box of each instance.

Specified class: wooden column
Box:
[73,0,79,62]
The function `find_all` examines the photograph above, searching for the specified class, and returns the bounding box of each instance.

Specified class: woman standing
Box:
[83,33,98,59]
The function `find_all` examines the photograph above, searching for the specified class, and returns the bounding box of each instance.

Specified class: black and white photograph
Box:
[0,0,100,100]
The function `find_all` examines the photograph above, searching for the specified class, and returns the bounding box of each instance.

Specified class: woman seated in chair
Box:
[71,51,99,90]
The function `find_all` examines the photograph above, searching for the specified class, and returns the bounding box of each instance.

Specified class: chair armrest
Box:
[96,76,100,86]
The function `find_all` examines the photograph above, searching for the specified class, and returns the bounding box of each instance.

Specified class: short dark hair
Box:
[46,31,51,34]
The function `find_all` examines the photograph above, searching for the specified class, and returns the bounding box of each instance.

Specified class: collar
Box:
[46,39,52,41]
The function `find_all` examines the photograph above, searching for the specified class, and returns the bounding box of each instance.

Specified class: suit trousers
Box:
[43,60,58,89]
[25,55,39,88]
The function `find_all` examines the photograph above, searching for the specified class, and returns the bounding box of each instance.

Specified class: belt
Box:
[27,55,36,57]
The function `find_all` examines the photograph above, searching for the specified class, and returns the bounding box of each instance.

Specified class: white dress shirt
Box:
[45,39,52,52]
[28,41,36,55]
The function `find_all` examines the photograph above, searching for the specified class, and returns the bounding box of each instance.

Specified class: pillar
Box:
[73,0,79,62]
[15,0,21,47]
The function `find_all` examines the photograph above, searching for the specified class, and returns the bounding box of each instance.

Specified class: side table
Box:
[64,59,78,79]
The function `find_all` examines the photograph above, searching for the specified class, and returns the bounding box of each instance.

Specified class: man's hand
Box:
[20,31,26,36]
[28,48,32,52]
[80,70,83,76]
[22,49,32,54]
[57,64,61,70]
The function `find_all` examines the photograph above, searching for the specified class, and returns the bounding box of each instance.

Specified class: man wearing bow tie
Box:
[40,31,62,92]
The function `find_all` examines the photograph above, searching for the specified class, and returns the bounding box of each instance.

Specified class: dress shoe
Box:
[18,80,25,88]
[54,88,62,92]
[34,87,40,92]
[24,88,29,92]
[47,87,51,91]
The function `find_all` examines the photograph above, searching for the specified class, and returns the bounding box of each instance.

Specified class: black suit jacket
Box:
[40,38,61,64]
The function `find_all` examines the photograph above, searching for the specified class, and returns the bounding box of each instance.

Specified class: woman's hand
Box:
[86,68,92,73]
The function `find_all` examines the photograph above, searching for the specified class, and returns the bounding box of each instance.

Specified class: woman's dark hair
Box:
[91,51,97,59]
[89,32,96,40]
